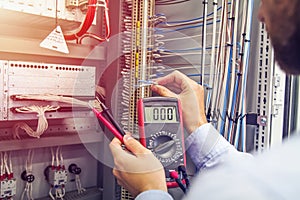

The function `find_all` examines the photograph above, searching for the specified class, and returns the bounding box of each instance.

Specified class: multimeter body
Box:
[138,97,186,187]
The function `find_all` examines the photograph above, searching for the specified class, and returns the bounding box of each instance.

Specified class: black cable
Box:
[178,165,190,189]
[175,178,187,193]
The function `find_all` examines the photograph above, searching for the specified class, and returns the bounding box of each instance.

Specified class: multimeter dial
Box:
[147,130,183,166]
[138,97,186,173]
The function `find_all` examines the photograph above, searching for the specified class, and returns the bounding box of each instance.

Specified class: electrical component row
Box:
[0,148,85,200]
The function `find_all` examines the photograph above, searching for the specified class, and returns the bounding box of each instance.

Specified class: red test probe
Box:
[92,99,126,143]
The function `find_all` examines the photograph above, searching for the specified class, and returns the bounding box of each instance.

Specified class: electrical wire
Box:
[155,20,220,34]
[206,0,218,119]
[11,93,91,138]
[222,0,240,140]
[13,94,90,107]
[78,0,111,43]
[13,105,60,139]
[49,147,66,199]
[21,149,34,200]
[234,0,254,151]
[156,6,222,26]
[64,0,97,41]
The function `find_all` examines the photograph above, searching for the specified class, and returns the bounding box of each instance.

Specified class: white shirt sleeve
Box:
[185,123,252,171]
[135,190,174,200]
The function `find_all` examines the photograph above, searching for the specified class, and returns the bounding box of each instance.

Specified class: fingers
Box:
[109,134,151,161]
[155,70,185,86]
[109,137,125,159]
[151,84,178,98]
[123,135,150,155]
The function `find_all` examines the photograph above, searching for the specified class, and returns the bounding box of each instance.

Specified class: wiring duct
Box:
[152,0,254,150]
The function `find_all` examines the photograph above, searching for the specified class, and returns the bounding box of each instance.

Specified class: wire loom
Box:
[11,94,92,139]
[13,105,60,139]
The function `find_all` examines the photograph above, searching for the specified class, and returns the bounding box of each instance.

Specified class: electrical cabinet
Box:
[0,0,296,200]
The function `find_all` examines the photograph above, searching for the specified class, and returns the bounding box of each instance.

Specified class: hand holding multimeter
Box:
[108,70,207,197]
[93,96,187,190]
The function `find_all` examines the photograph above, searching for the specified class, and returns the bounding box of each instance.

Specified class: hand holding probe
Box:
[91,98,126,143]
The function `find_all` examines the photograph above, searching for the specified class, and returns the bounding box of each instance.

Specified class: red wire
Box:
[64,0,97,41]
[104,0,110,39]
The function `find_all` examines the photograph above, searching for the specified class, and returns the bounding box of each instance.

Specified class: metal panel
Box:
[254,22,285,151]
[255,23,273,151]
[270,64,285,146]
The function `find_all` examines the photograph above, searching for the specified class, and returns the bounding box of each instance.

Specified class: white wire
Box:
[155,32,215,42]
[55,188,65,200]
[21,149,34,200]
[59,147,64,167]
[0,152,3,177]
[207,0,218,111]
[51,148,55,167]
[4,152,10,175]
[97,0,110,40]
[14,94,90,107]
[75,175,86,194]
[49,187,55,200]
[56,146,60,167]
[8,152,12,175]
[13,105,60,139]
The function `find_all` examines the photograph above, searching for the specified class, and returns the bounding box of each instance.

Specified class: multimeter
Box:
[138,97,186,188]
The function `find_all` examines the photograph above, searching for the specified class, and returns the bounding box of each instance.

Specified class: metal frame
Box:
[255,22,286,151]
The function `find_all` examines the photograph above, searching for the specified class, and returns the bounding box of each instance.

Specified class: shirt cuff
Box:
[135,190,173,200]
[185,123,236,170]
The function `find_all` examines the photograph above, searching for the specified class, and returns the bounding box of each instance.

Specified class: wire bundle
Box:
[0,152,13,181]
[78,0,111,43]
[14,94,90,107]
[63,0,97,41]
[0,152,15,199]
[152,0,254,151]
[13,105,60,139]
[48,147,66,200]
[12,94,92,139]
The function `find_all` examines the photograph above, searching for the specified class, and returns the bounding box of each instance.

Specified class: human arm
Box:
[151,70,207,134]
[152,71,251,170]
[109,70,251,199]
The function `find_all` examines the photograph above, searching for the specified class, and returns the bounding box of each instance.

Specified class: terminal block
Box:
[44,166,68,187]
[0,178,17,199]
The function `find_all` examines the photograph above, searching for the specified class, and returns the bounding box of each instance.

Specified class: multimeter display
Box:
[138,97,186,188]
[144,106,178,123]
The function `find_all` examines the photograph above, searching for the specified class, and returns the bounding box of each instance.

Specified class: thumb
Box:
[123,135,149,156]
[151,85,177,98]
